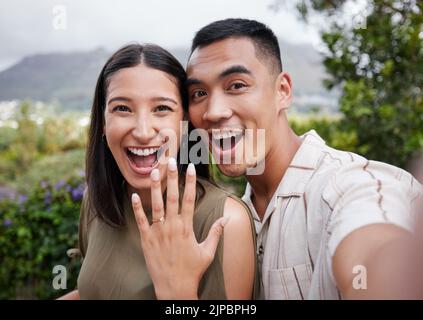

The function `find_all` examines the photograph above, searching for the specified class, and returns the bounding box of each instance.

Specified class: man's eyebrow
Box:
[185,78,202,87]
[219,65,252,79]
[185,65,252,88]
[107,96,132,105]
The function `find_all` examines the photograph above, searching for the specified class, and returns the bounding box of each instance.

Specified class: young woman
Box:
[59,44,257,299]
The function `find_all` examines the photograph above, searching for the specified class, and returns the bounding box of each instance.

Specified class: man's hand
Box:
[131,158,229,299]
[333,223,413,299]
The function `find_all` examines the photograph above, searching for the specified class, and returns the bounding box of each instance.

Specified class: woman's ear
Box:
[275,72,293,113]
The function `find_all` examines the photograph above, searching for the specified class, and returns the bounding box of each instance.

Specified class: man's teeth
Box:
[128,147,159,156]
[213,129,243,140]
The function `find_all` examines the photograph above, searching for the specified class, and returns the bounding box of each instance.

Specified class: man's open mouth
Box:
[211,129,244,151]
[126,145,166,169]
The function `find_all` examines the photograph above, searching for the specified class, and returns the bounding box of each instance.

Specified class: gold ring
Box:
[152,216,165,225]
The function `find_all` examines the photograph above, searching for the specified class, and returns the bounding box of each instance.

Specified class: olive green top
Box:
[77,177,259,299]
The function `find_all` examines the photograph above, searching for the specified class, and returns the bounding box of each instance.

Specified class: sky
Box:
[0,0,324,71]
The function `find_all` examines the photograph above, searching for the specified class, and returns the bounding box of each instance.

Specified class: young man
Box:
[185,18,422,299]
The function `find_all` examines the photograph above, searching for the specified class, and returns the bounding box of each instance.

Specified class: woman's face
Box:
[104,64,184,191]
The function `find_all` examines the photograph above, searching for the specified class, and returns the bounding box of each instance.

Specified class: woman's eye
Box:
[113,105,130,112]
[155,105,172,112]
[228,82,247,91]
[191,90,207,100]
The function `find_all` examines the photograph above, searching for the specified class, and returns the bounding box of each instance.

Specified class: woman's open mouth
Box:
[125,145,166,175]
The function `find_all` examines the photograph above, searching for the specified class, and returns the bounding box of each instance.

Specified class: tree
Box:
[272,0,423,167]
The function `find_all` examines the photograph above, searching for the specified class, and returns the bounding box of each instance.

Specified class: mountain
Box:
[0,48,109,110]
[0,41,338,111]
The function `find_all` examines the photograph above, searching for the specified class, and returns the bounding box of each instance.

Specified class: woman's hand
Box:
[131,158,229,299]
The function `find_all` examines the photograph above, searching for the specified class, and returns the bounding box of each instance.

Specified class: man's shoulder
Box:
[305,143,421,200]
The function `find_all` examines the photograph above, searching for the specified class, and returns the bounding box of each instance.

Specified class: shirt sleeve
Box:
[321,160,422,281]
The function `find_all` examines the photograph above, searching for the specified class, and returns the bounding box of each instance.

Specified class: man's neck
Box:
[247,127,302,220]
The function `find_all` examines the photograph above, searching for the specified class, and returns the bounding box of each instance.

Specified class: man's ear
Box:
[275,72,293,113]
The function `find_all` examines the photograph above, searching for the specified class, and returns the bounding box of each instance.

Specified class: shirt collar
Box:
[243,129,326,213]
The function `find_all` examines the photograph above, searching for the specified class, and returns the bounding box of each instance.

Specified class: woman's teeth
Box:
[128,147,159,156]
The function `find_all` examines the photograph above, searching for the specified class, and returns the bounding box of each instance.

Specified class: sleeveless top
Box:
[76,177,259,299]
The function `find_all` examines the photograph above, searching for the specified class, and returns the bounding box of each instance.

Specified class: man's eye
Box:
[228,82,247,90]
[155,105,172,112]
[192,90,207,100]
[113,105,130,112]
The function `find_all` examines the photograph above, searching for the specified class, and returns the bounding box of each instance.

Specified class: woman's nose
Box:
[131,114,157,143]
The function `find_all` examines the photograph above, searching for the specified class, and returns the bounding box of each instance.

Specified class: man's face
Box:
[187,37,285,177]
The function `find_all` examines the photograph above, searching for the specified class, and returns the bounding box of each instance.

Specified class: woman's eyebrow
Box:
[151,96,177,104]
[107,96,177,105]
[107,96,132,105]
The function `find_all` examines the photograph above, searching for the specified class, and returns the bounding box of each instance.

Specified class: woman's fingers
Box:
[131,193,150,237]
[150,168,165,226]
[181,163,196,223]
[166,157,179,219]
[200,216,229,261]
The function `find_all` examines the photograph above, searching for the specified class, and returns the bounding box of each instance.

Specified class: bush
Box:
[0,176,85,299]
[13,149,86,194]
[289,113,359,152]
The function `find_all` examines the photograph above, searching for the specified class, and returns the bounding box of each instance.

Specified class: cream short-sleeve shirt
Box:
[243,130,422,299]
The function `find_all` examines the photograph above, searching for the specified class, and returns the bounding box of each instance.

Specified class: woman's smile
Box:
[125,145,167,175]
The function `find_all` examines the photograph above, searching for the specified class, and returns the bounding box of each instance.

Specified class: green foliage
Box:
[0,176,84,299]
[0,101,88,190]
[319,0,423,166]
[14,149,86,194]
[272,0,423,167]
[289,113,359,151]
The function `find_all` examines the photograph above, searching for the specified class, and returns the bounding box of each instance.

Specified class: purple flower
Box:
[40,181,48,189]
[55,180,65,191]
[3,219,12,227]
[17,194,28,205]
[71,186,84,202]
[65,184,72,192]
[44,190,52,206]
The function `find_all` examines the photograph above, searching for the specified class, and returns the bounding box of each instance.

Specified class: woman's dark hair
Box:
[87,43,209,227]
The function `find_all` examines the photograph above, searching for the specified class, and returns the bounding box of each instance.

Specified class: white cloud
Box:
[0,0,321,70]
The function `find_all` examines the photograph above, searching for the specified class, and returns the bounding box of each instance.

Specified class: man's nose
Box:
[131,114,157,143]
[203,93,233,123]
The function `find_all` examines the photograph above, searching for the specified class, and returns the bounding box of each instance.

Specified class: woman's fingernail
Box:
[187,163,196,176]
[151,169,160,181]
[131,193,139,203]
[168,157,177,171]
[221,217,230,226]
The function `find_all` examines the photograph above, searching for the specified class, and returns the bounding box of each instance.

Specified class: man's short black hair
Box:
[190,18,282,75]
